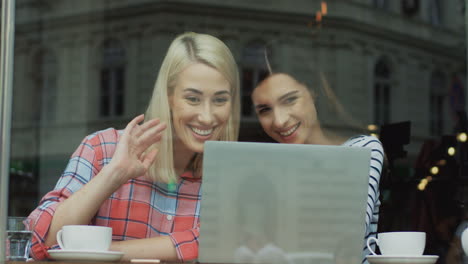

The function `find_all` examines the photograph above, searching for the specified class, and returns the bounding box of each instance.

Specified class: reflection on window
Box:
[100,39,125,117]
[429,0,442,25]
[33,49,57,124]
[241,41,269,117]
[373,58,391,125]
[429,71,447,136]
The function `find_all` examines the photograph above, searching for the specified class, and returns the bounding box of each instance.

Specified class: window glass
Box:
[374,58,391,125]
[241,41,269,118]
[100,39,126,117]
[373,0,388,9]
[33,50,58,123]
[4,0,468,262]
[401,0,420,16]
[429,0,443,25]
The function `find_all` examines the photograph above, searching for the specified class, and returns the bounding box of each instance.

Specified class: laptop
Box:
[198,141,372,264]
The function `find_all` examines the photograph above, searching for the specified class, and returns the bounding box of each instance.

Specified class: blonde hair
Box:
[144,32,240,183]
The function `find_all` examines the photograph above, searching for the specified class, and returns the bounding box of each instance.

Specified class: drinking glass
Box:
[6,216,32,261]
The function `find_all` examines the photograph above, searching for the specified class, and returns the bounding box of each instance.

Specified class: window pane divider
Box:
[0,0,16,261]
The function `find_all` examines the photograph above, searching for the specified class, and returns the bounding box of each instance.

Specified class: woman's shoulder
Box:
[343,135,385,165]
[84,127,123,145]
[343,135,383,150]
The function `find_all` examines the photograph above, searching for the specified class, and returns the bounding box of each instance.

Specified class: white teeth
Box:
[279,123,300,137]
[191,127,213,136]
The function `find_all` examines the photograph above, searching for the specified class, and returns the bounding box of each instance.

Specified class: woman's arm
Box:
[44,115,166,246]
[44,163,128,246]
[110,224,200,262]
[110,236,179,261]
[365,138,384,228]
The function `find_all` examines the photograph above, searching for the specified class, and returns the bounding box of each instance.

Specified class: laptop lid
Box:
[199,141,371,264]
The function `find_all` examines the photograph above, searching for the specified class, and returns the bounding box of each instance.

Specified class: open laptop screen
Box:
[199,141,371,264]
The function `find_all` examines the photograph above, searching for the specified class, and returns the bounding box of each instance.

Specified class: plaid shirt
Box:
[26,128,201,261]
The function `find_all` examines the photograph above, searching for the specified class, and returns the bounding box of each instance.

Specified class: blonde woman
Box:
[27,32,240,262]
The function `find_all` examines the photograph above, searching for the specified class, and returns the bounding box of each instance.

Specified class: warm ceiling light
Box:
[448,147,456,156]
[321,1,328,15]
[430,166,439,175]
[370,133,379,138]
[315,11,322,22]
[417,178,428,191]
[367,124,378,131]
[457,132,467,142]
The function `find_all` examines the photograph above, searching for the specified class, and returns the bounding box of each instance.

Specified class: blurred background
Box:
[3,0,468,263]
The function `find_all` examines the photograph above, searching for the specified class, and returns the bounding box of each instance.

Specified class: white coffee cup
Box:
[56,225,112,252]
[366,232,426,256]
[462,228,468,256]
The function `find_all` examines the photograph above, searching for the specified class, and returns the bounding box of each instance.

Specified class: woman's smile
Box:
[190,126,214,137]
[252,74,318,144]
[278,122,301,137]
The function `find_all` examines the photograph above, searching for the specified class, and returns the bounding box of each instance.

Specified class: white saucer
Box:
[48,249,124,262]
[367,255,438,264]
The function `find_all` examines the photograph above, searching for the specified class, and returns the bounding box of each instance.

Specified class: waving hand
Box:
[109,114,167,184]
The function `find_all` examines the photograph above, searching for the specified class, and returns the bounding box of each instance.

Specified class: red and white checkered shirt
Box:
[26,128,201,261]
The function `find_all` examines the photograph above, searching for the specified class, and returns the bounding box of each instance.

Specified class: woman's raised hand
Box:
[109,114,167,184]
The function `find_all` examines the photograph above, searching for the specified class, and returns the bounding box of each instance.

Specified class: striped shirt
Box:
[26,128,201,261]
[342,135,384,264]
